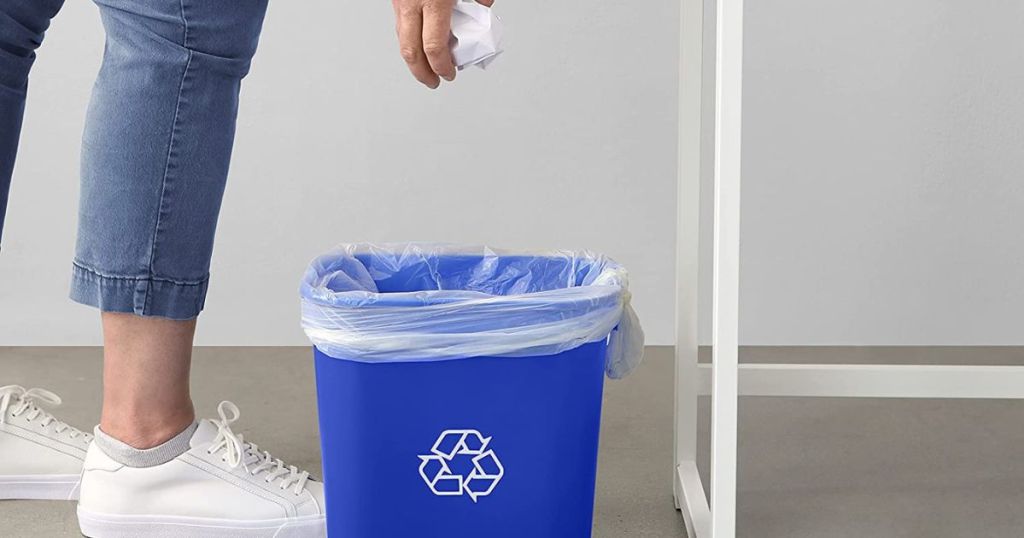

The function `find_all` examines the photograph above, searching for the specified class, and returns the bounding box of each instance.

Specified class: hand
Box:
[392,0,495,89]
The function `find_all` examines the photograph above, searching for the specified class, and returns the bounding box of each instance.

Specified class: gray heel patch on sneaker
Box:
[93,422,198,468]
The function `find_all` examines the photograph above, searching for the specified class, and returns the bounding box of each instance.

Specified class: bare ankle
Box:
[100,407,196,449]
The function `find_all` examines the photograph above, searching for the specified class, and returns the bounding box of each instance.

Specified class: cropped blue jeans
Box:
[0,0,268,319]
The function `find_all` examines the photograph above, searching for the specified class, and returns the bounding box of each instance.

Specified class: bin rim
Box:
[299,242,628,309]
[299,242,645,378]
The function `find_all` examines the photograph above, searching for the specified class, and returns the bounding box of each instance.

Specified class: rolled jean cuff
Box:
[69,261,208,320]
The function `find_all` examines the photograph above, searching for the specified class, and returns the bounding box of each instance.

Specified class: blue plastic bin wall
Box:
[314,341,606,537]
[301,244,644,538]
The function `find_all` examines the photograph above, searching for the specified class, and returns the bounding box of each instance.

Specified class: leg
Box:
[0,0,93,506]
[73,2,325,534]
[710,0,744,535]
[99,313,196,448]
[73,0,268,447]
[0,0,65,245]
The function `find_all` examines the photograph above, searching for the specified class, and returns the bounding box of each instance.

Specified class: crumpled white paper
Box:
[450,2,503,70]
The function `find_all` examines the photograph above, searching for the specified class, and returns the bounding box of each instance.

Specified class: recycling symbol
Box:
[418,429,504,502]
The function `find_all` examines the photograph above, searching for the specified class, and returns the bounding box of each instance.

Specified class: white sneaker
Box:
[0,385,92,501]
[78,401,326,538]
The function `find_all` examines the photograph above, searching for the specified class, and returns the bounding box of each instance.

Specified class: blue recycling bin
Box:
[301,244,643,538]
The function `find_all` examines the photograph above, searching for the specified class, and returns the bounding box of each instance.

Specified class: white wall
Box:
[737,0,1024,345]
[1,0,1022,347]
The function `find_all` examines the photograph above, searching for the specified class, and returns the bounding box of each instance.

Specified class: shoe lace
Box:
[207,401,311,496]
[0,385,93,441]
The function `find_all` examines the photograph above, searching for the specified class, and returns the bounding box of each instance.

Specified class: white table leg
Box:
[674,0,705,511]
[675,0,709,535]
[710,0,744,536]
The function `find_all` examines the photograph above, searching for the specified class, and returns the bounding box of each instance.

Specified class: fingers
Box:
[422,0,456,82]
[394,1,440,88]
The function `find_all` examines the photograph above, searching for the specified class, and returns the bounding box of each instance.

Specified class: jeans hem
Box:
[69,262,208,320]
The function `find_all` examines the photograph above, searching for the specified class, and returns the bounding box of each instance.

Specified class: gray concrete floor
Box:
[2,346,1023,537]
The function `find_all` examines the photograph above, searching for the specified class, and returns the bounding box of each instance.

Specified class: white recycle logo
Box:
[418,429,504,502]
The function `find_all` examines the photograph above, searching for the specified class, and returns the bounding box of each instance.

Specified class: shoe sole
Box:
[77,506,326,538]
[0,474,82,501]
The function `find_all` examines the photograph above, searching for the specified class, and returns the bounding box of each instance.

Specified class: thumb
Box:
[476,0,495,6]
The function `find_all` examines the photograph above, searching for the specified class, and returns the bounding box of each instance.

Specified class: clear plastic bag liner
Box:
[300,243,644,378]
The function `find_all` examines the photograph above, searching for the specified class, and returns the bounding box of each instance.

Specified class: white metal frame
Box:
[673,1,1024,536]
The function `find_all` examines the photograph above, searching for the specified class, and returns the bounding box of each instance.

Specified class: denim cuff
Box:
[69,262,208,320]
